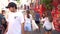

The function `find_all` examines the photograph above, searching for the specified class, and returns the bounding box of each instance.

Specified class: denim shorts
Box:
[24,24,32,31]
[44,27,52,32]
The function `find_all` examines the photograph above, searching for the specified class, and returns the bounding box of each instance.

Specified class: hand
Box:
[4,31,7,34]
[4,29,8,34]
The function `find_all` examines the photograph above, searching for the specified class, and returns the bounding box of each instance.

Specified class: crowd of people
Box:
[0,1,60,34]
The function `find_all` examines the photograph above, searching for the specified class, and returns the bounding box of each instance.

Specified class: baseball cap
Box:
[6,2,17,9]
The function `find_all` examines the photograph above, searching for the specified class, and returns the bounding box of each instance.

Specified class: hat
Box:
[6,2,17,9]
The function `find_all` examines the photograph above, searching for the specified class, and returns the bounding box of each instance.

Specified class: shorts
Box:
[0,30,2,34]
[24,24,32,31]
[44,27,52,32]
[35,21,40,26]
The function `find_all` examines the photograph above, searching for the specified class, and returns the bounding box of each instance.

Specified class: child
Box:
[35,11,40,31]
[0,13,6,34]
[41,12,52,34]
[24,10,32,34]
[1,10,7,33]
[55,14,60,32]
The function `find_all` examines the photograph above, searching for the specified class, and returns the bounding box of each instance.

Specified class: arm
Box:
[30,14,33,28]
[21,22,25,34]
[4,22,8,34]
[20,13,25,34]
[41,18,45,22]
[4,14,9,34]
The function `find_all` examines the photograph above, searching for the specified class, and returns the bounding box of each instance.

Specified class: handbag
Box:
[32,20,39,31]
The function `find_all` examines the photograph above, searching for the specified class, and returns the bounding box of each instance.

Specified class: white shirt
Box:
[41,17,52,30]
[24,14,32,26]
[6,11,24,34]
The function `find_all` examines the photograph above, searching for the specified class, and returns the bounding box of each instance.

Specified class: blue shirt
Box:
[35,13,40,21]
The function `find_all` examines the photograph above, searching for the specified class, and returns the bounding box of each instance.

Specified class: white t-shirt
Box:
[6,11,24,34]
[41,17,52,30]
[24,14,32,25]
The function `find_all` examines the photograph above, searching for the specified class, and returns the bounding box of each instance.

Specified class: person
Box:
[26,6,30,10]
[24,10,32,34]
[24,5,27,10]
[35,11,40,31]
[0,13,6,34]
[0,9,7,34]
[4,2,25,34]
[53,4,60,33]
[1,10,6,16]
[1,10,7,34]
[41,12,52,34]
[53,14,60,34]
[56,14,60,27]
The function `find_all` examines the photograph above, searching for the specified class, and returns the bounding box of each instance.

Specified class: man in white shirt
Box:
[4,2,25,34]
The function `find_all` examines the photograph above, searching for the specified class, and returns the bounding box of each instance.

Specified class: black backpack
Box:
[0,14,7,29]
[0,14,5,30]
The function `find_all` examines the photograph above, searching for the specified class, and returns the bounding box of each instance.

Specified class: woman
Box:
[41,12,52,34]
[24,10,32,34]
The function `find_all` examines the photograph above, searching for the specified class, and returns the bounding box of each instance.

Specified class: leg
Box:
[26,31,31,34]
[26,24,32,34]
[0,30,2,34]
[24,31,27,34]
[38,24,40,31]
[24,26,27,34]
[36,21,40,31]
[49,31,52,34]
[44,27,49,34]
[45,31,49,34]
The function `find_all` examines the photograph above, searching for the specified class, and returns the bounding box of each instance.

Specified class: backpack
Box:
[0,14,4,30]
[0,14,7,30]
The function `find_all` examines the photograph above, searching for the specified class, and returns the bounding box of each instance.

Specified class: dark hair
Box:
[46,11,53,22]
[48,16,53,22]
[6,2,17,9]
[42,12,47,18]
[24,4,26,10]
[2,10,5,14]
[26,10,30,18]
